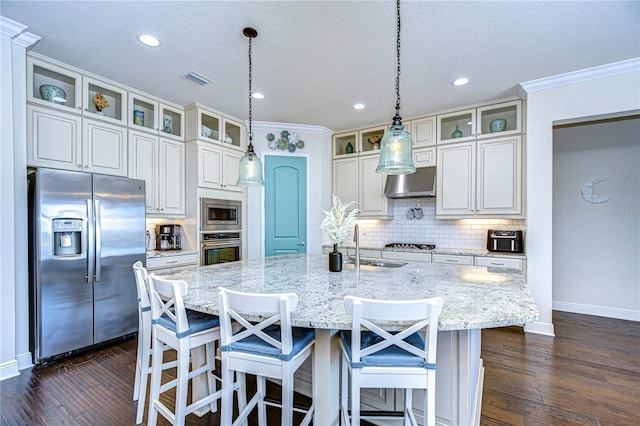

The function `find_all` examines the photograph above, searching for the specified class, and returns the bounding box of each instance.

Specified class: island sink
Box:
[344,257,407,268]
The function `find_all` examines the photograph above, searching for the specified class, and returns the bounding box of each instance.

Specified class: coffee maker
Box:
[156,224,182,251]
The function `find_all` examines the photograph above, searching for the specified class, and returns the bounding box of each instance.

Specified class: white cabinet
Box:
[437,100,522,144]
[28,105,127,176]
[185,103,245,152]
[432,254,474,266]
[128,130,185,215]
[381,250,431,263]
[28,55,127,126]
[410,116,436,147]
[190,141,243,192]
[332,156,392,219]
[128,91,185,141]
[413,146,436,168]
[146,253,198,271]
[475,256,523,271]
[437,136,522,218]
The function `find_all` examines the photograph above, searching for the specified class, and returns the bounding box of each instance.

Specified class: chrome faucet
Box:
[353,224,360,272]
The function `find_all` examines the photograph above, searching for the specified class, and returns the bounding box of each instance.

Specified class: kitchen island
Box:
[156,253,539,425]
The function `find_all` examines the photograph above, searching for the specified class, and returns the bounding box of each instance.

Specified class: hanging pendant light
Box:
[376,0,416,175]
[237,27,265,186]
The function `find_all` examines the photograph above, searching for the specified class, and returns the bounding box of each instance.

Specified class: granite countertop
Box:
[333,244,527,259]
[156,253,539,332]
[146,250,198,259]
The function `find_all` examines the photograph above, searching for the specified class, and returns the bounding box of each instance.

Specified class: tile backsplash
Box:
[335,198,525,250]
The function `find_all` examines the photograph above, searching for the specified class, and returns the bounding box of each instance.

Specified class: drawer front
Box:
[475,257,523,271]
[346,248,380,259]
[147,253,198,270]
[381,251,431,263]
[432,254,473,266]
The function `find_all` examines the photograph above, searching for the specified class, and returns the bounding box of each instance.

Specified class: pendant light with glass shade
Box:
[376,0,416,175]
[236,27,265,186]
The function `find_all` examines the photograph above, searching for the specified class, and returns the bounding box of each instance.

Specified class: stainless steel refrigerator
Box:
[28,168,146,363]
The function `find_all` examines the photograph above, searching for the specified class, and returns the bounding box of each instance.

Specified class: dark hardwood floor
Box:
[2,311,638,425]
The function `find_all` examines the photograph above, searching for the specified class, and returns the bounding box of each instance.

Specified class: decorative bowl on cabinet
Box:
[489,118,507,132]
[39,85,67,104]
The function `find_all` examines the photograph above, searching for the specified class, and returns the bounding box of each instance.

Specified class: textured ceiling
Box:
[3,1,639,132]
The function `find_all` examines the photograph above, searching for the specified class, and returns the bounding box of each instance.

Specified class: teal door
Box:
[265,156,307,256]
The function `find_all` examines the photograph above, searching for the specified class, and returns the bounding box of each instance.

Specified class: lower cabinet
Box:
[432,254,474,266]
[129,129,185,216]
[28,104,127,176]
[332,156,392,218]
[146,253,198,272]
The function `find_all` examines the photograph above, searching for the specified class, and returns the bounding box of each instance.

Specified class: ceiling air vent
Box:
[184,71,211,85]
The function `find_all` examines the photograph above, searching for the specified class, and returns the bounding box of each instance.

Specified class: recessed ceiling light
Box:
[252,93,265,99]
[452,78,469,86]
[138,34,160,47]
[353,103,366,110]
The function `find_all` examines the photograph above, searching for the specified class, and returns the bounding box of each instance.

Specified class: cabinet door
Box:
[332,158,358,206]
[413,147,436,168]
[27,105,81,171]
[158,139,185,214]
[222,117,244,151]
[128,91,159,133]
[359,156,391,217]
[476,136,522,215]
[411,116,436,147]
[82,119,127,176]
[198,145,222,189]
[28,56,82,113]
[222,150,243,192]
[82,76,127,125]
[128,130,158,211]
[437,142,476,216]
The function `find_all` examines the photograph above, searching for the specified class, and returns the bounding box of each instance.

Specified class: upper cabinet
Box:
[184,103,245,152]
[332,126,386,158]
[128,91,184,141]
[28,56,127,126]
[410,116,436,147]
[437,100,522,144]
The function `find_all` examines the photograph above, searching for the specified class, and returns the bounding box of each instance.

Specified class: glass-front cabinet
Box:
[437,109,476,144]
[160,103,185,141]
[222,118,243,151]
[332,131,358,158]
[128,91,158,132]
[476,100,522,138]
[28,56,127,126]
[359,126,386,155]
[185,103,245,152]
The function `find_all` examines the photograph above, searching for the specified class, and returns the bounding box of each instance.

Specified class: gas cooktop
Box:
[384,243,436,250]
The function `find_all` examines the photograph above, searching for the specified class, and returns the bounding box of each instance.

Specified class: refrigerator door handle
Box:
[94,199,102,282]
[87,199,95,283]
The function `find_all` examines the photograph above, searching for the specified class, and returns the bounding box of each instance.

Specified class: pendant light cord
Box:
[247,35,254,152]
[393,0,402,125]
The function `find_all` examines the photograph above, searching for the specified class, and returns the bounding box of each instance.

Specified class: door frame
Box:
[260,151,310,259]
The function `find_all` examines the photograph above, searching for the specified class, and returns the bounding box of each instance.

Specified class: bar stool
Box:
[146,274,222,426]
[217,286,315,426]
[339,295,444,426]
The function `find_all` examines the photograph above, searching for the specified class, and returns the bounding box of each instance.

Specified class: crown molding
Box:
[0,16,40,48]
[520,58,640,93]
[248,120,334,136]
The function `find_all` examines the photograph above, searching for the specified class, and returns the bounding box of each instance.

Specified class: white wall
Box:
[521,58,640,335]
[245,122,333,259]
[0,16,39,380]
[552,119,639,320]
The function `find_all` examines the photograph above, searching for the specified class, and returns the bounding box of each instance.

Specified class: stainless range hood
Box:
[384,166,436,198]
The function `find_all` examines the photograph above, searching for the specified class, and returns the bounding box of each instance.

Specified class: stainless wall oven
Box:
[201,232,242,266]
[201,198,241,232]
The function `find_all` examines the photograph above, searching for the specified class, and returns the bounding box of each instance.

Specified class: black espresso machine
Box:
[156,224,182,250]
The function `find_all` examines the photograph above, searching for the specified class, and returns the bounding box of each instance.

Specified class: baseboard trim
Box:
[0,359,20,382]
[16,351,33,371]
[553,301,640,322]
[524,321,555,336]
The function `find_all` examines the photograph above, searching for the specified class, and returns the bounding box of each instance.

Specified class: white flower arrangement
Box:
[320,194,359,246]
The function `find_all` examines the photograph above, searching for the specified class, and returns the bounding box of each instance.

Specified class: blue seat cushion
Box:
[155,309,220,338]
[221,324,315,361]
[340,330,435,369]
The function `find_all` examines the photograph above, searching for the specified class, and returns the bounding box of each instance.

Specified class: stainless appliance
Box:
[384,166,436,198]
[156,224,182,250]
[201,232,242,266]
[201,198,241,231]
[28,168,146,363]
[487,230,524,253]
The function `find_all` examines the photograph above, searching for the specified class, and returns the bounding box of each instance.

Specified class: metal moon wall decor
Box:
[580,178,611,204]
[266,130,305,152]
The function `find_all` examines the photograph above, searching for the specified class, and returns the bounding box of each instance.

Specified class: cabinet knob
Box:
[84,165,89,169]
[77,164,82,168]
[84,108,89,112]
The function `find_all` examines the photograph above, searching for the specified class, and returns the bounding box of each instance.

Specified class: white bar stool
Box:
[217,286,315,426]
[339,296,444,426]
[146,274,222,426]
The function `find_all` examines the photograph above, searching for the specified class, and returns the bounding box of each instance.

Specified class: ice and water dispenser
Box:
[52,218,82,257]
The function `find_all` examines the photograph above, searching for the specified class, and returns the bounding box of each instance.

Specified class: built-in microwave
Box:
[201,198,242,232]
